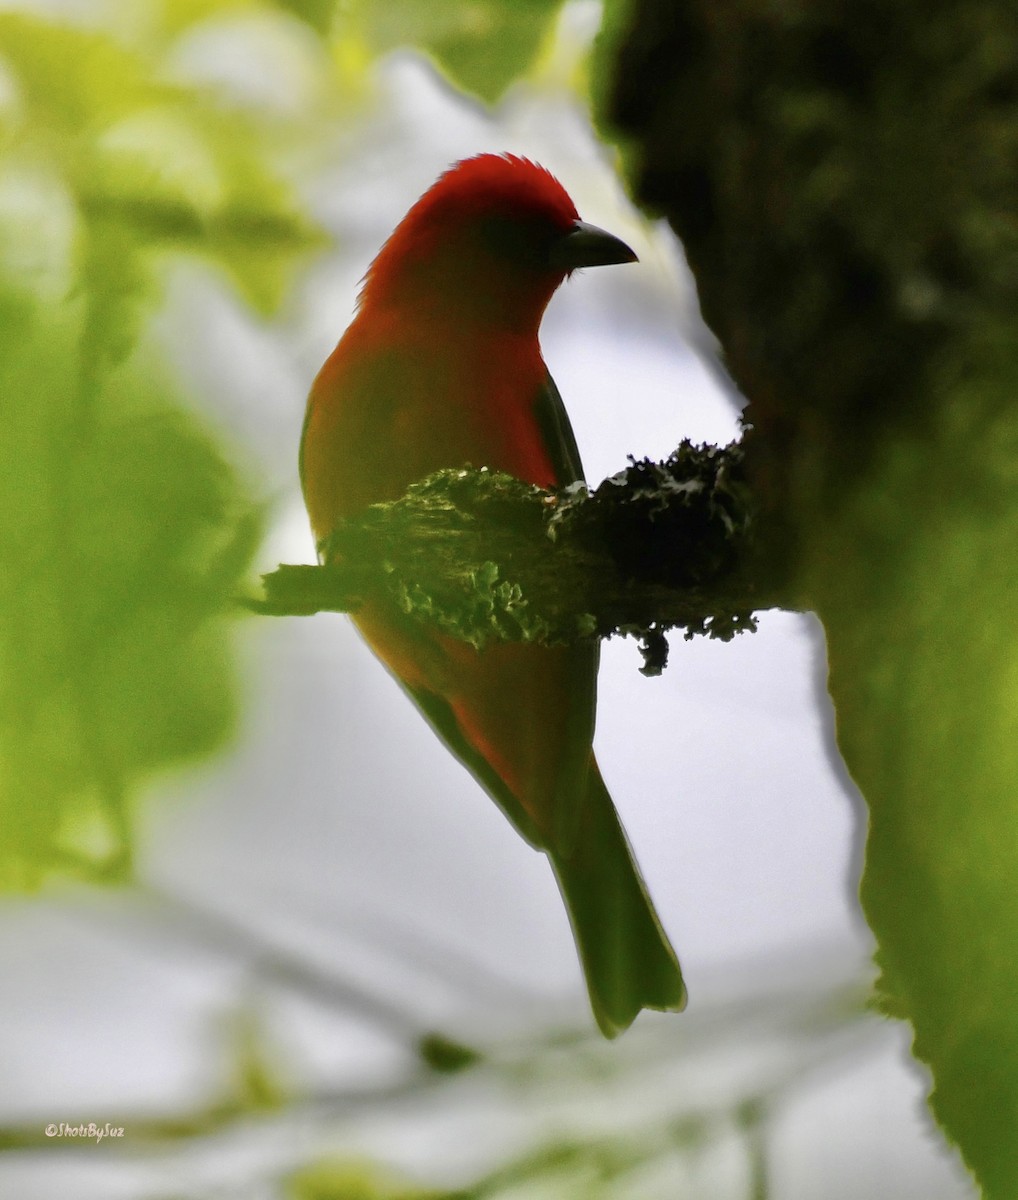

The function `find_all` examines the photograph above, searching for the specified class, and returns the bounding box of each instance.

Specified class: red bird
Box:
[301,154,685,1035]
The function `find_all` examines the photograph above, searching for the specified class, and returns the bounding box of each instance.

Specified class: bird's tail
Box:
[548,765,687,1037]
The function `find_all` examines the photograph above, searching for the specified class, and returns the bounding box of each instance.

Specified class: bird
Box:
[300,153,685,1036]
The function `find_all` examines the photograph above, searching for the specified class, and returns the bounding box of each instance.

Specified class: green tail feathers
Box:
[549,767,687,1037]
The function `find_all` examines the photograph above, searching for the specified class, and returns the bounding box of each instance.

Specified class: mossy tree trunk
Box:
[600,2,1018,1193]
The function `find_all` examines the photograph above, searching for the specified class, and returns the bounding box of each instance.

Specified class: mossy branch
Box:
[253,440,780,674]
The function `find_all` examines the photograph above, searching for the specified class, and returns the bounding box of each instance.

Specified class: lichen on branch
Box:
[254,440,776,673]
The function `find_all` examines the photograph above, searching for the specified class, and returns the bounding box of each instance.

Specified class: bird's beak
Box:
[550,220,638,270]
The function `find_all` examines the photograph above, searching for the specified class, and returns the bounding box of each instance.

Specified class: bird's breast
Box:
[302,311,561,542]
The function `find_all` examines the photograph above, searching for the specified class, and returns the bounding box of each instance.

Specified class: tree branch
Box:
[251,440,783,674]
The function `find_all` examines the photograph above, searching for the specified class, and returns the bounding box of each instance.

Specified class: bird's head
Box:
[360,153,637,333]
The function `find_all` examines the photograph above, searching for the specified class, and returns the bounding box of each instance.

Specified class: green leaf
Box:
[0,12,325,317]
[0,298,259,887]
[0,7,330,889]
[272,0,337,36]
[288,1158,451,1200]
[147,0,338,38]
[588,0,642,186]
[0,12,153,134]
[158,0,260,37]
[347,0,566,105]
[81,99,325,315]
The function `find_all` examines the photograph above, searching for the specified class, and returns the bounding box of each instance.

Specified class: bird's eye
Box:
[477,214,560,270]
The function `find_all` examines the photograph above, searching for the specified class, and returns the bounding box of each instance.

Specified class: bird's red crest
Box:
[423,153,579,228]
[361,154,580,306]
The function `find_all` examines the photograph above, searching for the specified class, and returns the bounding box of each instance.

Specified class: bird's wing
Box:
[532,368,584,486]
[306,344,601,855]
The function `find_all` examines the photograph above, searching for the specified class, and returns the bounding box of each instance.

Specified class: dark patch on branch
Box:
[250,440,783,674]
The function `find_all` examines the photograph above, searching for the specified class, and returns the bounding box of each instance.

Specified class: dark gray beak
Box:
[550,220,638,270]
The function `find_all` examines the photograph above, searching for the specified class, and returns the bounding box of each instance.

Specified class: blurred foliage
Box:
[0,299,259,885]
[343,0,567,104]
[0,10,324,313]
[0,1,332,885]
[588,0,639,174]
[275,0,339,35]
[289,1159,447,1200]
[597,0,1017,1194]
